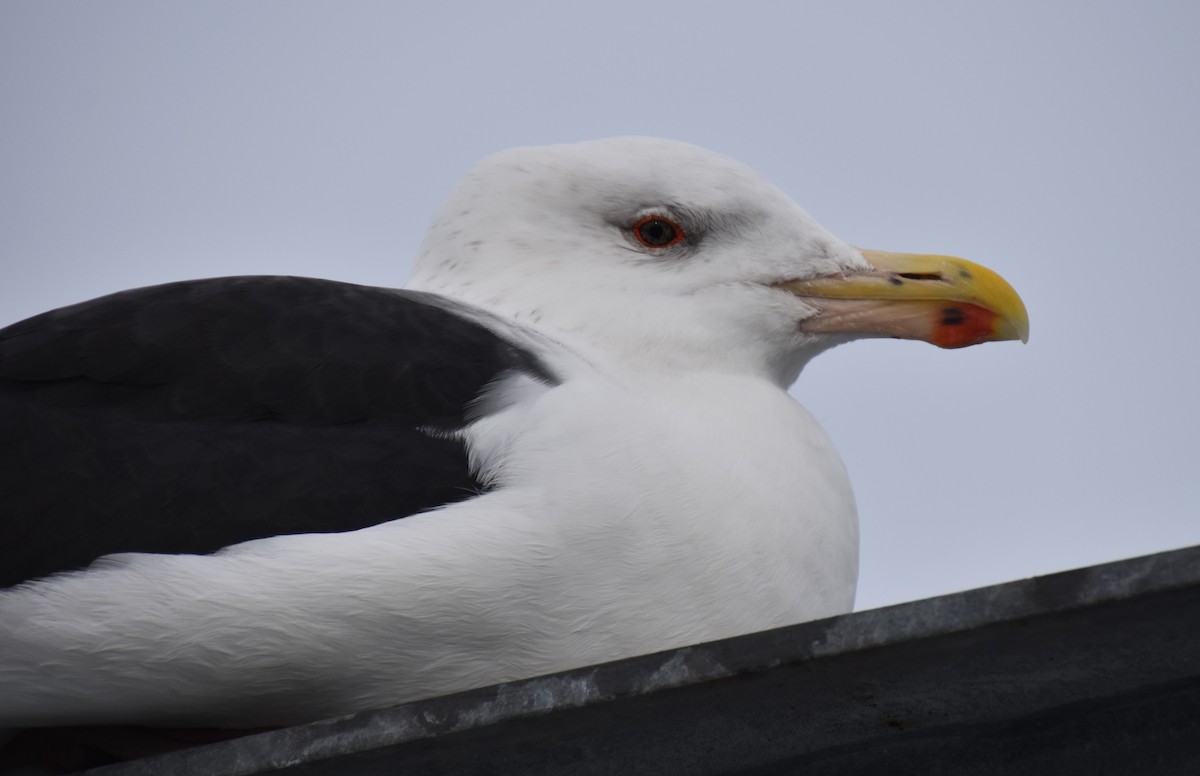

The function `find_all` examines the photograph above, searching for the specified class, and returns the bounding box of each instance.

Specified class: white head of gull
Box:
[411,137,860,385]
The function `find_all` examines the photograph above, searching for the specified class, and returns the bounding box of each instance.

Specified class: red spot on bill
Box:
[930,303,1000,349]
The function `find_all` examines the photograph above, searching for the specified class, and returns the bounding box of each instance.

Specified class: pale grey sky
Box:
[2,1,1197,610]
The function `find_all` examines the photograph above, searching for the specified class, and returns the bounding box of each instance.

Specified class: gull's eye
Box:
[632,215,685,249]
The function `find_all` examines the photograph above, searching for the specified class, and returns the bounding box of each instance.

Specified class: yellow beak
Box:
[777,249,1029,349]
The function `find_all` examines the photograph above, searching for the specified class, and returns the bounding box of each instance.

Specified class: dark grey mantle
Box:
[90,545,1200,775]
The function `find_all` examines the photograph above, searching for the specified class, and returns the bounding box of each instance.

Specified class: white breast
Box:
[465,369,861,650]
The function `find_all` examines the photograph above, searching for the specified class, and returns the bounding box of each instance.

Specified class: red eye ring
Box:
[632,215,685,249]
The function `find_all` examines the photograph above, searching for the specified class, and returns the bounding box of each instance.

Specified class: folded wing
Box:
[0,276,552,587]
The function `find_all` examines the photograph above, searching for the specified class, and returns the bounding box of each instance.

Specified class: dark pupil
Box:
[639,219,675,246]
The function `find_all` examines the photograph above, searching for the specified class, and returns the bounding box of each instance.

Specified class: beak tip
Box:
[996,317,1030,345]
[1007,307,1031,345]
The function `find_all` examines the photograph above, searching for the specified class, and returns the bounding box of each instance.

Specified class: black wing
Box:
[0,276,553,588]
